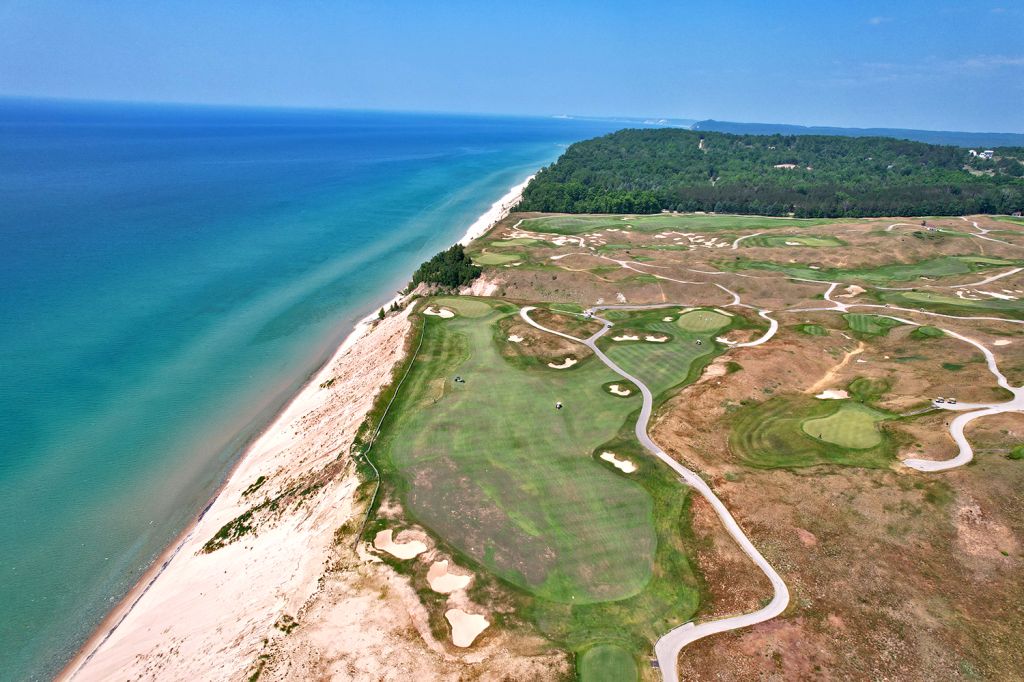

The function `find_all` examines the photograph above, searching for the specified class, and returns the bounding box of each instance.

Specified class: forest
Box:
[408,244,481,290]
[518,129,1024,217]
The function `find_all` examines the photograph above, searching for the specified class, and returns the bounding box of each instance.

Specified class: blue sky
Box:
[1,0,1022,131]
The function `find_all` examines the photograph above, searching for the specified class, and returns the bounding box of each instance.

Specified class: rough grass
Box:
[516,213,833,235]
[676,309,732,333]
[577,644,638,682]
[802,402,887,449]
[729,395,897,468]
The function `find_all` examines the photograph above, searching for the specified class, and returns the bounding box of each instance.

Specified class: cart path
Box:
[520,305,789,682]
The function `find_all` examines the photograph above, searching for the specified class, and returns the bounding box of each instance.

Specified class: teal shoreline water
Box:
[0,99,624,679]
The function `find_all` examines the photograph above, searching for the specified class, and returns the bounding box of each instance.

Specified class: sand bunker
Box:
[662,316,674,322]
[445,609,490,647]
[839,285,866,298]
[608,384,632,397]
[612,334,640,341]
[548,357,577,369]
[994,339,1012,346]
[508,334,524,343]
[600,452,637,473]
[426,560,471,594]
[424,306,455,318]
[373,529,427,560]
[816,389,849,400]
[785,241,801,246]
[645,335,668,343]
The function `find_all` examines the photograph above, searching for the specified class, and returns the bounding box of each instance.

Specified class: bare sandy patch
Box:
[815,389,849,400]
[838,285,866,299]
[374,529,427,560]
[423,306,455,319]
[445,609,490,647]
[600,452,637,473]
[994,339,1012,346]
[426,560,471,594]
[548,357,577,369]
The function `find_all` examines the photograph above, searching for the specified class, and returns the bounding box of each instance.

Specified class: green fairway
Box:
[577,644,638,682]
[910,325,944,340]
[473,251,522,265]
[723,255,1019,284]
[518,213,833,235]
[491,237,548,247]
[802,401,886,449]
[796,323,829,336]
[378,297,656,604]
[880,290,1024,319]
[676,309,732,332]
[729,395,896,468]
[742,234,844,248]
[843,313,905,336]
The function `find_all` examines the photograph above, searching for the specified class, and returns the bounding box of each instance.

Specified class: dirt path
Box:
[805,341,865,395]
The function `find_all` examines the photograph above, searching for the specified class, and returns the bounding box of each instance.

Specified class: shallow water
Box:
[0,98,620,678]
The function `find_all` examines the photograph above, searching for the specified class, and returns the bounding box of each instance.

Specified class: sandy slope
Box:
[63,310,413,681]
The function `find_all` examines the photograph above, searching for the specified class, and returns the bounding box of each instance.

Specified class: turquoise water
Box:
[0,98,621,679]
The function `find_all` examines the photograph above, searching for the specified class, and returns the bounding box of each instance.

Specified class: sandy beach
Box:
[60,175,545,681]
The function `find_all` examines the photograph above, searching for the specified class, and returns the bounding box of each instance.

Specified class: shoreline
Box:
[59,172,533,681]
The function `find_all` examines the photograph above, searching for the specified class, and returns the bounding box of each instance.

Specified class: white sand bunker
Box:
[508,334,524,343]
[600,451,637,473]
[645,335,668,343]
[612,334,640,341]
[424,306,455,318]
[662,316,674,322]
[839,285,866,298]
[815,389,849,400]
[608,384,632,396]
[548,357,577,369]
[994,339,1012,346]
[426,560,471,594]
[373,529,427,560]
[445,609,490,647]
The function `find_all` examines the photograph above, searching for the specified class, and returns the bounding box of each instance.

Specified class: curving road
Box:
[519,306,789,682]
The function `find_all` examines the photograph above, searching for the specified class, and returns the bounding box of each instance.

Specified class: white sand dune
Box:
[445,609,490,647]
[423,306,455,318]
[426,560,471,594]
[600,452,637,473]
[373,529,427,560]
[548,357,577,369]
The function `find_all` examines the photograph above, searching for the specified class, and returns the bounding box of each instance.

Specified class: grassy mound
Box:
[802,402,887,449]
[729,395,896,468]
[676,309,732,333]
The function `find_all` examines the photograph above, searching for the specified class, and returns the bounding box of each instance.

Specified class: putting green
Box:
[577,644,637,682]
[676,309,731,333]
[376,297,656,604]
[473,252,522,266]
[802,402,886,449]
[844,313,904,336]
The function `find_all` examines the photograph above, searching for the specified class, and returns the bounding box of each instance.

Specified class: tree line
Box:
[518,129,1024,217]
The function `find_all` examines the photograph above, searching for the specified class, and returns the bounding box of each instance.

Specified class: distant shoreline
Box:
[59,172,534,681]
